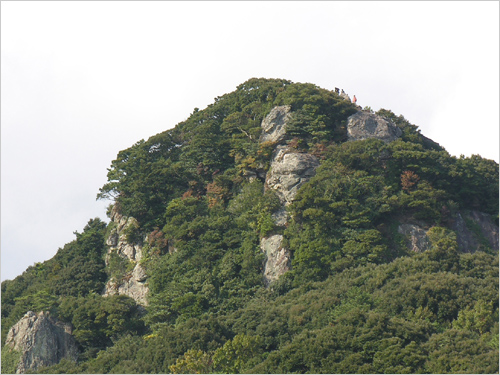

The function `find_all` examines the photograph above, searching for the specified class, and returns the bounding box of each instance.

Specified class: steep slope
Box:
[1,78,498,374]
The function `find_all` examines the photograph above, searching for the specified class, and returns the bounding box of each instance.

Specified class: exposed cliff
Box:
[397,210,499,254]
[453,210,499,253]
[266,146,320,207]
[398,222,432,253]
[102,206,149,306]
[257,107,321,285]
[259,105,292,144]
[260,235,290,286]
[3,311,78,374]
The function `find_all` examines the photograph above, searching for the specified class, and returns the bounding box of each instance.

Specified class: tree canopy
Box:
[2,78,498,374]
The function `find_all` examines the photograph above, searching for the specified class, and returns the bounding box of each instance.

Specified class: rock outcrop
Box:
[265,145,320,207]
[102,207,149,306]
[258,107,321,285]
[452,210,499,253]
[260,235,291,286]
[259,105,292,144]
[103,263,148,306]
[105,209,144,262]
[347,111,402,143]
[397,210,499,254]
[4,311,78,374]
[398,223,431,253]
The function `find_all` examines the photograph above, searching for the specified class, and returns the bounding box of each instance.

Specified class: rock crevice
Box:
[260,235,291,286]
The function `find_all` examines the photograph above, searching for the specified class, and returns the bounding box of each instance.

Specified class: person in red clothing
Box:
[352,95,357,104]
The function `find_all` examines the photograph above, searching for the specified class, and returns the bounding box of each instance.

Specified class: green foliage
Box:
[106,251,135,282]
[1,218,107,346]
[274,82,358,144]
[285,160,394,284]
[228,180,281,234]
[453,299,498,335]
[1,347,21,374]
[10,290,58,318]
[169,349,213,374]
[423,329,499,373]
[212,334,263,373]
[57,294,145,359]
[97,78,358,232]
[2,78,499,374]
[463,212,496,253]
[122,218,142,244]
[328,286,374,321]
[426,226,459,271]
[450,154,499,216]
[168,333,263,374]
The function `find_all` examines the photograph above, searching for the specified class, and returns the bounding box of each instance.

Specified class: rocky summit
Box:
[347,110,402,142]
[2,78,498,374]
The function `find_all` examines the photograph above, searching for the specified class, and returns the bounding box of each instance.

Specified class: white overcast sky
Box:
[1,1,499,281]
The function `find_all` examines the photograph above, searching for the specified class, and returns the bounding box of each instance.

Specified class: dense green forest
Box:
[2,78,498,373]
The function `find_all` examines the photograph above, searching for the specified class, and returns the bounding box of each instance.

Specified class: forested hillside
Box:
[2,78,498,374]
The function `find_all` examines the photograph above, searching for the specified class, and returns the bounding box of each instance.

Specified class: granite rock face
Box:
[398,223,431,253]
[102,206,149,306]
[106,208,143,262]
[258,107,321,286]
[260,235,291,286]
[259,144,319,286]
[347,111,402,143]
[259,105,292,144]
[453,210,499,253]
[4,311,78,374]
[266,145,320,206]
[103,263,149,306]
[397,210,499,254]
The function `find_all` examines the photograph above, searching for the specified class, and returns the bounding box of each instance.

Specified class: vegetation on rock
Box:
[2,78,498,373]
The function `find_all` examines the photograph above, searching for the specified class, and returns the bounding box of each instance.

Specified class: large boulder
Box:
[266,145,320,206]
[347,111,402,143]
[4,311,78,373]
[259,105,292,144]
